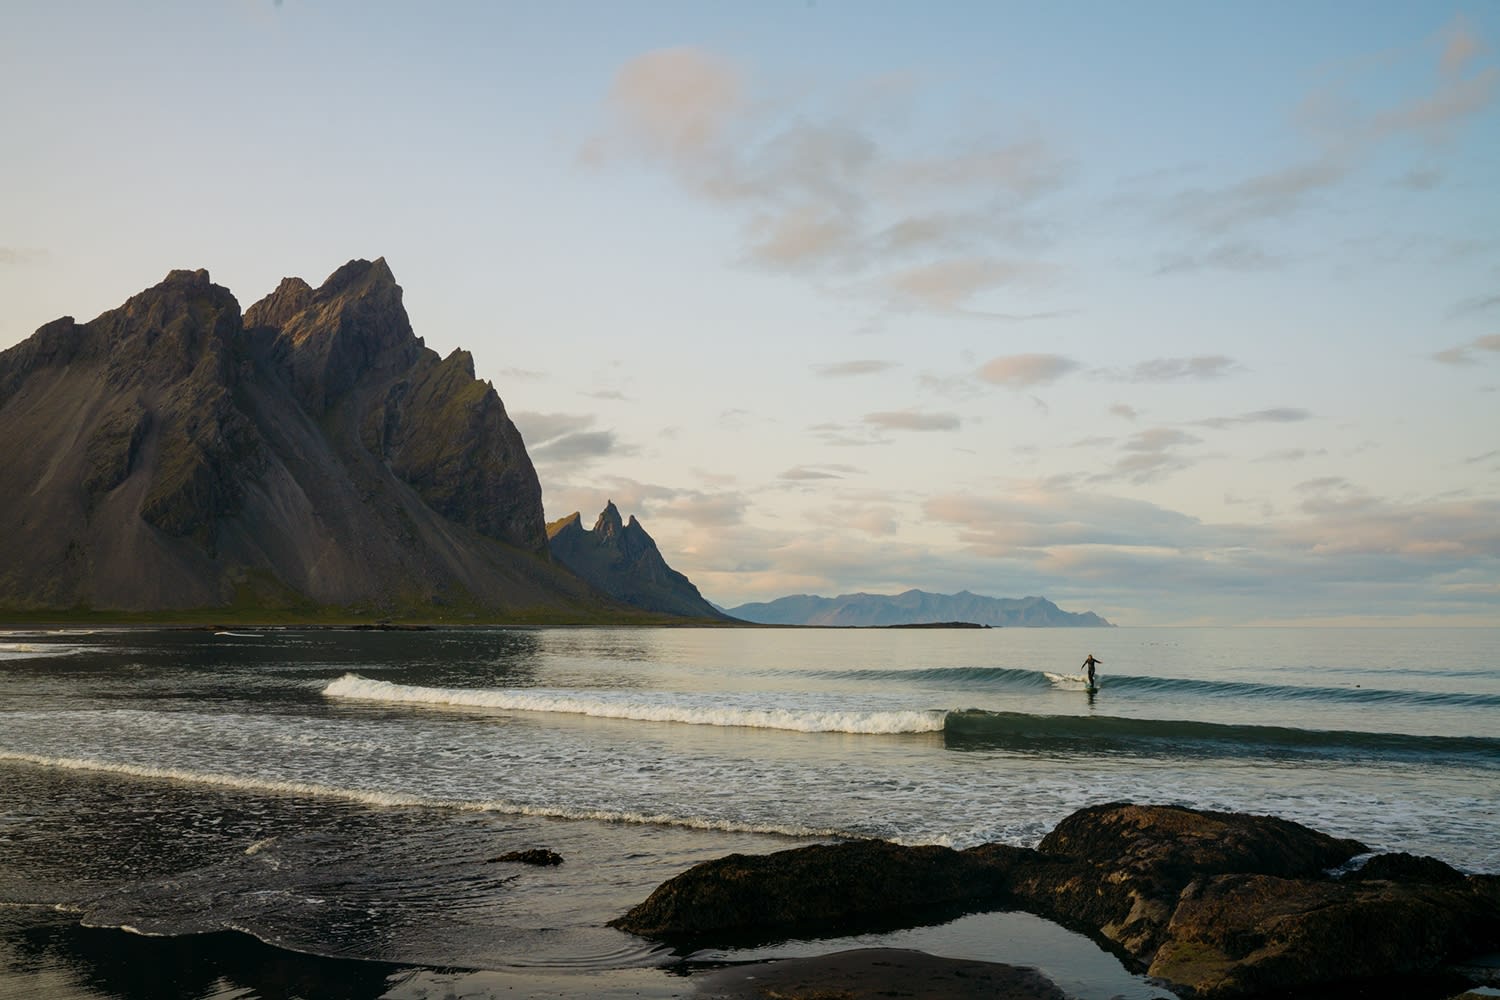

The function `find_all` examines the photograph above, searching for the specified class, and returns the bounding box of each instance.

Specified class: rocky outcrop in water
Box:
[612,803,1500,999]
[0,259,615,618]
[546,502,729,620]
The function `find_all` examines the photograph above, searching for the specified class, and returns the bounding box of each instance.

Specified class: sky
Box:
[2,2,1498,626]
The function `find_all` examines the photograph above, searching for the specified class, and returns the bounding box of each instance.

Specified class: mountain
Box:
[546,503,731,620]
[0,259,628,620]
[726,590,1112,627]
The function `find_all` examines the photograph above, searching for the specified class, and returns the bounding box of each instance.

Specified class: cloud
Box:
[1395,167,1443,190]
[1125,428,1199,451]
[597,47,743,172]
[977,353,1080,388]
[1196,407,1313,429]
[1432,333,1500,365]
[1091,427,1204,484]
[884,257,1041,311]
[657,492,747,527]
[862,410,961,432]
[808,502,901,537]
[1448,294,1500,319]
[1254,448,1324,463]
[512,410,594,445]
[913,480,1500,623]
[1442,15,1484,73]
[1156,241,1282,274]
[1152,17,1495,267]
[1114,355,1243,382]
[529,430,620,463]
[543,476,746,533]
[589,48,1068,313]
[809,421,889,447]
[1110,403,1140,420]
[811,359,898,377]
[0,247,46,267]
[1166,160,1350,237]
[886,135,1064,200]
[498,367,547,381]
[780,464,862,481]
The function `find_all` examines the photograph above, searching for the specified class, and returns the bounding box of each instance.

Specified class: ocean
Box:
[1,625,1496,999]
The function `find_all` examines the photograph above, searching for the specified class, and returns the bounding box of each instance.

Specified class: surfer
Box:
[1082,654,1100,688]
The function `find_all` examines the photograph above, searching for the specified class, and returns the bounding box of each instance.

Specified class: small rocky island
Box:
[612,803,1500,999]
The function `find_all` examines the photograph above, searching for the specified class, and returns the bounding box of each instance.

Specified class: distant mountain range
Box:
[725,590,1112,627]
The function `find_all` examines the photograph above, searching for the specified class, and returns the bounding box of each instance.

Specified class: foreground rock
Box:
[611,840,1008,941]
[615,803,1500,999]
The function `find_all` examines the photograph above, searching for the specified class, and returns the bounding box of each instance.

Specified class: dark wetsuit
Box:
[1082,655,1100,687]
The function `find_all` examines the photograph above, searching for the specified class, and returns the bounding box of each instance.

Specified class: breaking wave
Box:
[322,674,947,734]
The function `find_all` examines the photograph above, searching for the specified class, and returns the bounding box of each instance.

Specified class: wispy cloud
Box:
[863,410,961,432]
[883,257,1046,312]
[1149,16,1496,269]
[588,47,1069,313]
[498,367,547,381]
[1156,241,1283,274]
[811,359,898,377]
[0,247,47,267]
[1196,407,1312,429]
[1100,427,1204,484]
[1432,333,1500,365]
[530,431,620,463]
[781,464,862,481]
[1111,355,1243,382]
[1448,293,1500,319]
[513,411,594,445]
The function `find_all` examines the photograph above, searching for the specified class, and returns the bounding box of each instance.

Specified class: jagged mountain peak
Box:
[595,500,624,536]
[550,503,726,620]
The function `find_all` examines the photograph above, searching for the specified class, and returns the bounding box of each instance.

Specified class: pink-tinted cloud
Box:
[977,353,1080,388]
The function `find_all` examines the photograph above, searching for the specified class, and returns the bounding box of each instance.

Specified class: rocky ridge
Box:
[0,260,616,618]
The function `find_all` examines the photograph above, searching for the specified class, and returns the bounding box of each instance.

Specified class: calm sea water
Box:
[1,626,1496,998]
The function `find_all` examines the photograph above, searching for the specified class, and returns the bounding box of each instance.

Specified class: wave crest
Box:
[322,674,947,734]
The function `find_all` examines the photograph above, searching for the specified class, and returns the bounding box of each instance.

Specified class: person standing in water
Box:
[1082,653,1101,688]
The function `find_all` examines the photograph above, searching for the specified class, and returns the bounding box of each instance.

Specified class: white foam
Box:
[244,837,278,856]
[0,642,104,660]
[1044,671,1093,689]
[0,750,847,840]
[322,673,948,735]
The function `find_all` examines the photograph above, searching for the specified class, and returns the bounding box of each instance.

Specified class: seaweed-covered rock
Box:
[1149,871,1500,998]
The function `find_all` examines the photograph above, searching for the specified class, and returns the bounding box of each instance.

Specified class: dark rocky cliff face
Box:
[0,259,599,617]
[546,502,729,620]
